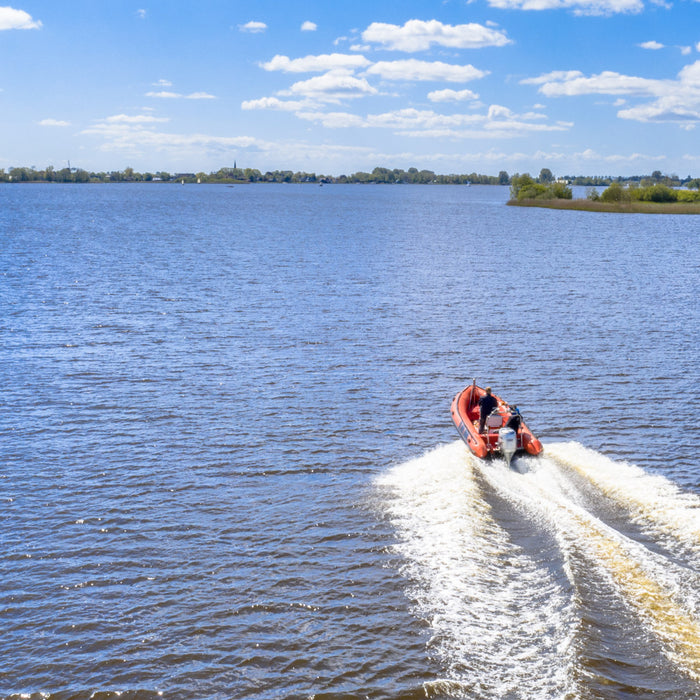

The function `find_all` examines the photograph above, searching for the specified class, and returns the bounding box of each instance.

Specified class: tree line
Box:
[2,165,699,188]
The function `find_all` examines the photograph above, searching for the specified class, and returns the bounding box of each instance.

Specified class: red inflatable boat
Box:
[451,381,543,465]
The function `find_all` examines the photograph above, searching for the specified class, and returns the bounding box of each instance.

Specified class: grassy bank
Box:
[507,198,700,215]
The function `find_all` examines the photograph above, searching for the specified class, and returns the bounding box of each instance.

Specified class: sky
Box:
[1,0,699,177]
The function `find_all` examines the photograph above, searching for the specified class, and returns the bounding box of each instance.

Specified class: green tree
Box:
[538,168,554,183]
[600,182,630,203]
[498,170,509,185]
[510,173,535,199]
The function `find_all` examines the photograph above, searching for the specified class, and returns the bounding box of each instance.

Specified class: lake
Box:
[1,183,699,699]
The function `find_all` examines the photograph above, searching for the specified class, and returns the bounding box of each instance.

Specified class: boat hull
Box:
[450,383,543,461]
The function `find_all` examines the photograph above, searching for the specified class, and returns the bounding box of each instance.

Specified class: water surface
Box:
[1,183,698,698]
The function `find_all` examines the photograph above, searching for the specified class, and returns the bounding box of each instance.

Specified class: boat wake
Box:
[377,441,700,699]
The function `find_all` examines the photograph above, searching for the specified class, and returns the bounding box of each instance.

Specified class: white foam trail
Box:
[477,446,700,682]
[377,442,575,699]
[546,441,700,556]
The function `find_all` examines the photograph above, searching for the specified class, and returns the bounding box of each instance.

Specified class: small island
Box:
[508,171,700,214]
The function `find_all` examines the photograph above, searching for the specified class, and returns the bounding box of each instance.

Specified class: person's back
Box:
[478,387,498,432]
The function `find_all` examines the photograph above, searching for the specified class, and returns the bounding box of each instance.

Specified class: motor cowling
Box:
[498,427,517,466]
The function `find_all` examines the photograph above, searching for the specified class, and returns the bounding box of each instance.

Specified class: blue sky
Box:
[1,0,699,177]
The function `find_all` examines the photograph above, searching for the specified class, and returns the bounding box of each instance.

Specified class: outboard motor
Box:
[498,427,517,467]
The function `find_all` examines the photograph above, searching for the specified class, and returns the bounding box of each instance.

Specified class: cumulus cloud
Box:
[361,19,510,52]
[241,96,310,111]
[522,69,662,95]
[261,53,370,73]
[0,6,41,30]
[366,59,488,83]
[283,69,378,101]
[428,88,480,102]
[38,118,70,127]
[639,40,664,49]
[301,21,317,32]
[487,0,643,13]
[239,21,267,33]
[137,9,146,19]
[523,60,700,124]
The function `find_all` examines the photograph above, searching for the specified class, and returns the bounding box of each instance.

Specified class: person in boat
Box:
[478,387,498,433]
[506,405,522,434]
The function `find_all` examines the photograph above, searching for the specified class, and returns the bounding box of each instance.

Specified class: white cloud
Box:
[38,118,70,127]
[523,60,700,125]
[146,91,217,99]
[105,114,170,124]
[137,9,146,19]
[680,46,692,56]
[366,59,488,83]
[574,147,665,162]
[242,96,310,111]
[428,88,480,102]
[301,21,317,32]
[79,116,383,168]
[296,111,366,128]
[153,79,173,87]
[618,97,700,122]
[283,69,378,101]
[361,19,511,52]
[639,40,664,50]
[186,92,216,100]
[0,6,41,30]
[261,53,370,73]
[146,91,181,99]
[239,21,267,34]
[523,70,663,96]
[522,70,586,85]
[486,0,643,14]
[291,104,571,139]
[81,118,259,156]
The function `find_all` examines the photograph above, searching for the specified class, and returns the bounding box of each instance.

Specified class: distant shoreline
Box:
[507,198,700,215]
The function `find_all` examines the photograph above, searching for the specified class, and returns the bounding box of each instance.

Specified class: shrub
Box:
[677,189,700,202]
[550,182,573,199]
[638,184,677,203]
[600,182,631,203]
[512,174,572,200]
[517,183,549,200]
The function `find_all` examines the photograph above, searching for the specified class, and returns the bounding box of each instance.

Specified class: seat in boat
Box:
[485,413,502,429]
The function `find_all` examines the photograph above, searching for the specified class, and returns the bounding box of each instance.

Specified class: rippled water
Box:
[1,183,698,699]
